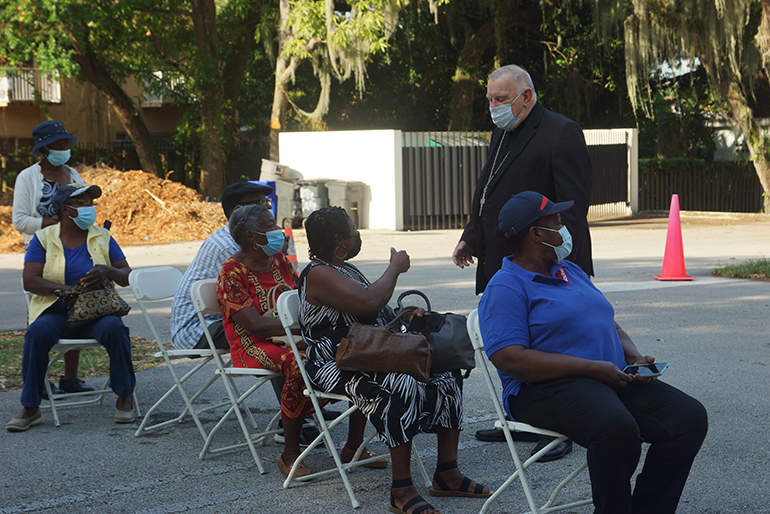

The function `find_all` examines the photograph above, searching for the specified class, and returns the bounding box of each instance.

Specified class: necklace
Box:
[479,131,509,216]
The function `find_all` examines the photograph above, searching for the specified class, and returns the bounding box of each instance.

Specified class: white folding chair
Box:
[467,309,592,514]
[276,290,430,509]
[130,266,231,440]
[191,278,283,474]
[22,278,141,427]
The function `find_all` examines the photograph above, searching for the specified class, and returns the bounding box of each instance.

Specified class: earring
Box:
[253,243,261,251]
[334,245,348,260]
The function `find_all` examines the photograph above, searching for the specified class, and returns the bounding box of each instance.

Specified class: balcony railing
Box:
[142,71,189,107]
[0,68,62,104]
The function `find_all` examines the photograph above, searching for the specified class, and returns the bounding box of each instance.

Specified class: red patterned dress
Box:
[217,253,310,420]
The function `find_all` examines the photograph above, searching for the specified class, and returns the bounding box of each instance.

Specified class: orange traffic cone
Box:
[654,194,692,281]
[285,226,299,272]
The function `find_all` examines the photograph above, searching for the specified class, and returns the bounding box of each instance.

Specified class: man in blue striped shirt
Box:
[171,181,273,350]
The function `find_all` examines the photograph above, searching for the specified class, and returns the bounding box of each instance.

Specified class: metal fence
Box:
[639,160,763,213]
[401,131,633,231]
[402,131,490,231]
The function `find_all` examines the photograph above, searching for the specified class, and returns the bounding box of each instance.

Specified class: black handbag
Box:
[396,290,475,375]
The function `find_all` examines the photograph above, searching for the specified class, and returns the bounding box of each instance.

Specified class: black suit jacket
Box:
[461,102,593,294]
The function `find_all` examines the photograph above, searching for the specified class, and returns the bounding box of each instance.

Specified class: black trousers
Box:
[508,377,708,514]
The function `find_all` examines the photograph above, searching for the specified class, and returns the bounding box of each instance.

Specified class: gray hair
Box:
[228,204,272,247]
[489,65,537,98]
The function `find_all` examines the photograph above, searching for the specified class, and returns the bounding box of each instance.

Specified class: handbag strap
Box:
[396,290,432,312]
[384,306,419,331]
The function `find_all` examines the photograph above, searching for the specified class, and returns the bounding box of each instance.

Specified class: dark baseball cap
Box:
[52,184,102,213]
[498,191,573,238]
[31,120,79,157]
[221,181,273,218]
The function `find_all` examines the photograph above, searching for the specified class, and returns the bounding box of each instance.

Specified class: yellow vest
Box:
[28,224,112,324]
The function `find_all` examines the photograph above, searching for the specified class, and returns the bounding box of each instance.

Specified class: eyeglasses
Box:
[238,198,272,208]
[65,201,96,209]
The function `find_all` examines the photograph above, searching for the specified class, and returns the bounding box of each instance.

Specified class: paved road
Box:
[1,214,769,513]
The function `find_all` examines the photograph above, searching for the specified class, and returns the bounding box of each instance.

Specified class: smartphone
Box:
[407,313,445,333]
[623,362,669,378]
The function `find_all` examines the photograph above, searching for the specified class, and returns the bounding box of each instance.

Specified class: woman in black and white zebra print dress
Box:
[299,207,490,514]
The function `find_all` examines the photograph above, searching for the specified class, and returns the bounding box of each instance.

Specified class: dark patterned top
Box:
[36,179,62,218]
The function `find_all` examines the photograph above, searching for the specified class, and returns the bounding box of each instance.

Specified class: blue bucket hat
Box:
[31,120,79,157]
[498,191,573,238]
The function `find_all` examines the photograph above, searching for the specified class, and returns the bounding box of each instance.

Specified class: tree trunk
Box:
[71,50,164,177]
[448,20,496,130]
[269,0,293,162]
[724,81,770,213]
[221,1,263,181]
[191,0,225,198]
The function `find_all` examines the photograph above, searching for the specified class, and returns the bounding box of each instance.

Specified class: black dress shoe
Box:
[40,381,64,401]
[531,436,573,462]
[59,375,95,393]
[319,408,341,421]
[475,427,541,443]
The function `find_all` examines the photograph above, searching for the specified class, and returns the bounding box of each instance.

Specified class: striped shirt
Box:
[170,225,239,349]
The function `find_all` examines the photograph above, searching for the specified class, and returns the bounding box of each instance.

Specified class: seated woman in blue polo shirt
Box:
[478,191,708,514]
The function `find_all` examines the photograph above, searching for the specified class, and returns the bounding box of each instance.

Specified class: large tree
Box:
[138,0,269,196]
[268,0,451,160]
[0,0,164,177]
[585,0,770,212]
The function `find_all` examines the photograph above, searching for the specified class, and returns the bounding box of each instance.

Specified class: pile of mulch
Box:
[0,165,226,253]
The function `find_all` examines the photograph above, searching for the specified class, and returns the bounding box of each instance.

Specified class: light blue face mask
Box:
[68,205,97,230]
[46,149,71,167]
[537,225,573,262]
[489,90,523,131]
[254,228,285,256]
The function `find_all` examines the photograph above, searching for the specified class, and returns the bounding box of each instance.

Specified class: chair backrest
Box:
[467,309,510,424]
[466,308,484,352]
[276,289,300,328]
[276,290,316,392]
[190,278,229,366]
[190,278,219,316]
[129,266,184,352]
[129,266,183,302]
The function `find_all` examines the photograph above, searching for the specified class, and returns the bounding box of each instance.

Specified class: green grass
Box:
[0,331,167,392]
[712,258,770,280]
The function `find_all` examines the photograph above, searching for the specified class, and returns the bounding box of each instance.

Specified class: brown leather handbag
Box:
[335,310,432,383]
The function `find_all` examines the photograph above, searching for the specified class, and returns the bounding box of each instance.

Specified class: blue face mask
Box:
[46,149,71,166]
[68,205,97,230]
[537,225,573,262]
[489,91,523,131]
[255,229,285,256]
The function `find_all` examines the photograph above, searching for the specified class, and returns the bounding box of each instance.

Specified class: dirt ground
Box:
[0,165,225,253]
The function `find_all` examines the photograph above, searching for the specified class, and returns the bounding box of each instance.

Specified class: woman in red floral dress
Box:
[217,204,378,478]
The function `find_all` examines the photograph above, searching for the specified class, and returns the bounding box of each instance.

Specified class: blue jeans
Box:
[508,377,708,514]
[21,301,136,408]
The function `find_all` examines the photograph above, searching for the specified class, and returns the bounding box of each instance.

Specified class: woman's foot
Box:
[279,452,311,479]
[340,444,388,468]
[114,396,136,423]
[6,407,42,432]
[390,478,439,514]
[429,460,492,498]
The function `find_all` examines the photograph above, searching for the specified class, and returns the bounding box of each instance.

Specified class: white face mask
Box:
[537,225,573,261]
[489,90,523,131]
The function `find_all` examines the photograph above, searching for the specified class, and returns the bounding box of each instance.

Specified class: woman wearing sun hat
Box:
[12,120,93,396]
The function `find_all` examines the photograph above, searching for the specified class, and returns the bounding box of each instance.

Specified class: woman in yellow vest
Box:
[6,184,136,432]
